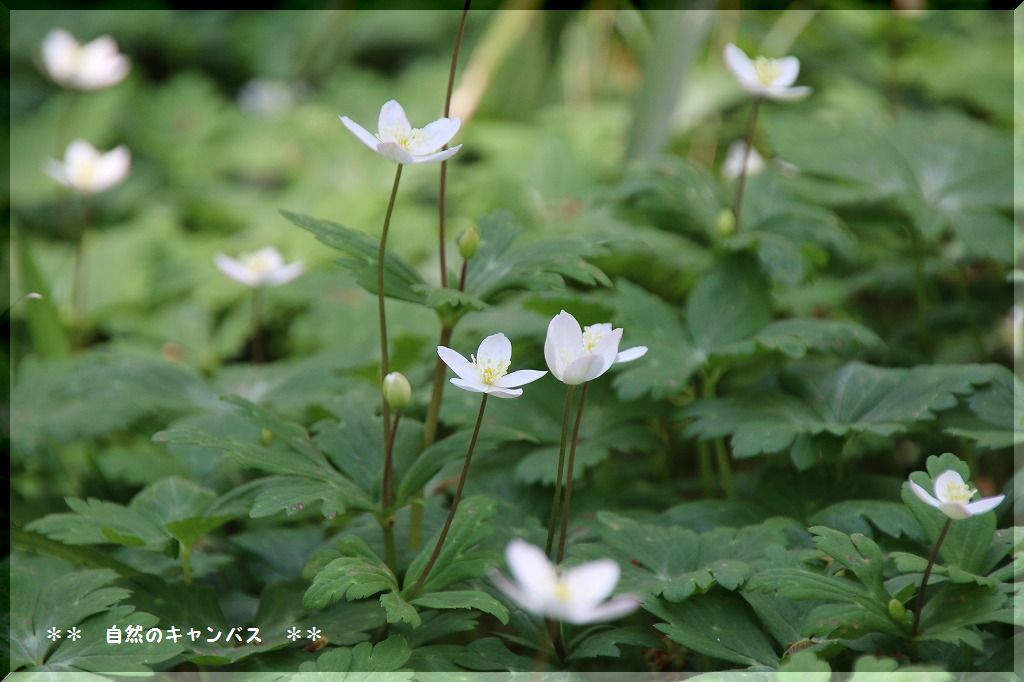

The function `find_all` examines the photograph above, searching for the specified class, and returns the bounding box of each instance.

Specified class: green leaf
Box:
[687,254,772,354]
[684,362,996,457]
[943,365,1024,450]
[778,650,831,678]
[809,500,924,543]
[567,626,662,661]
[411,590,509,625]
[303,537,399,611]
[13,230,69,357]
[380,592,421,629]
[598,512,791,601]
[281,209,427,305]
[918,584,1007,649]
[646,592,779,667]
[403,496,500,596]
[298,635,412,677]
[752,319,883,360]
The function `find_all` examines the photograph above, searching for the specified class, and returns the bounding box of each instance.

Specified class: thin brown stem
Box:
[382,411,401,509]
[556,382,589,564]
[911,517,952,637]
[458,259,468,292]
[409,393,488,598]
[378,164,404,494]
[731,97,761,230]
[544,385,576,557]
[438,1,472,288]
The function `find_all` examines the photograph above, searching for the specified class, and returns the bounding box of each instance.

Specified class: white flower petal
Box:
[615,346,648,364]
[723,43,758,90]
[545,311,583,379]
[254,246,285,270]
[496,369,547,389]
[65,139,97,166]
[964,495,1004,516]
[263,261,304,286]
[450,377,488,394]
[483,386,523,399]
[772,56,800,87]
[932,470,966,504]
[437,346,477,382]
[377,99,411,141]
[408,117,460,155]
[591,327,623,378]
[564,559,620,608]
[490,570,543,613]
[909,480,941,509]
[938,502,972,520]
[407,145,462,165]
[340,116,381,152]
[215,253,257,287]
[768,85,812,102]
[505,540,557,603]
[476,333,512,366]
[561,354,605,385]
[722,141,765,180]
[42,29,78,82]
[566,595,640,625]
[375,141,416,165]
[91,146,130,193]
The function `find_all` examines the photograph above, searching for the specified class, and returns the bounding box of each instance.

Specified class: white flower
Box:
[909,470,1005,520]
[722,140,765,180]
[45,139,130,195]
[437,333,545,399]
[41,29,130,90]
[491,539,639,625]
[723,43,811,102]
[544,310,647,386]
[214,247,304,288]
[340,100,462,165]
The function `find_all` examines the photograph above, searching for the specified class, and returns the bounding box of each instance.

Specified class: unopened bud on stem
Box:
[383,372,412,410]
[458,225,480,260]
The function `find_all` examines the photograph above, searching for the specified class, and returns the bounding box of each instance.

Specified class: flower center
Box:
[392,128,426,152]
[753,57,782,87]
[241,253,272,278]
[72,156,98,188]
[582,325,605,353]
[553,579,573,604]
[471,354,509,385]
[943,480,974,503]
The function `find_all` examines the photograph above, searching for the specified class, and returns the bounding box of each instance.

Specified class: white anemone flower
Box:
[723,43,811,102]
[340,100,462,165]
[214,247,304,288]
[42,29,130,90]
[437,333,546,399]
[909,470,1005,520]
[544,310,647,386]
[45,139,130,195]
[722,140,765,180]
[491,539,639,625]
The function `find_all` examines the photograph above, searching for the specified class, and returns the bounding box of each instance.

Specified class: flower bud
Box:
[458,225,480,260]
[260,428,274,445]
[383,372,411,410]
[716,209,736,237]
[888,598,908,623]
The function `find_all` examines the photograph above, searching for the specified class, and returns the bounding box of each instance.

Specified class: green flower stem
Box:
[556,382,589,565]
[702,370,734,498]
[377,163,404,528]
[731,96,762,230]
[911,517,952,637]
[179,542,193,584]
[437,0,471,288]
[250,286,264,363]
[412,323,455,550]
[409,393,488,599]
[381,411,401,570]
[72,197,93,348]
[544,384,576,557]
[697,440,715,496]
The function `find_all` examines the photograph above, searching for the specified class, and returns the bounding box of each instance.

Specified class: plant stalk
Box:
[556,382,589,564]
[377,163,404,510]
[251,286,264,363]
[381,411,401,570]
[731,96,762,230]
[911,517,952,637]
[544,385,576,557]
[409,393,488,598]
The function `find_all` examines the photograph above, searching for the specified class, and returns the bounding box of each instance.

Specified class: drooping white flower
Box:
[723,43,811,102]
[909,470,1005,520]
[437,333,545,399]
[722,140,765,180]
[491,539,639,625]
[45,139,130,195]
[340,100,462,165]
[214,247,304,288]
[544,311,647,386]
[41,29,130,90]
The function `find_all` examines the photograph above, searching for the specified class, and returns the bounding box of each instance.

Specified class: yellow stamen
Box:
[753,57,782,87]
[582,326,605,353]
[943,480,973,503]
[471,354,510,386]
[553,580,572,603]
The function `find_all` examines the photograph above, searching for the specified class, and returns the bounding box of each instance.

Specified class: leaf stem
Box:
[545,384,576,557]
[377,163,404,526]
[731,96,761,230]
[251,286,264,363]
[911,517,952,637]
[72,197,93,347]
[413,323,455,549]
[408,392,488,598]
[179,541,193,584]
[713,437,735,500]
[556,382,589,564]
[437,1,471,288]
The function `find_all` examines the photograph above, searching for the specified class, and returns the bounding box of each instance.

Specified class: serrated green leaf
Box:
[298,635,412,677]
[303,537,398,611]
[403,496,499,595]
[380,592,421,628]
[411,590,509,624]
